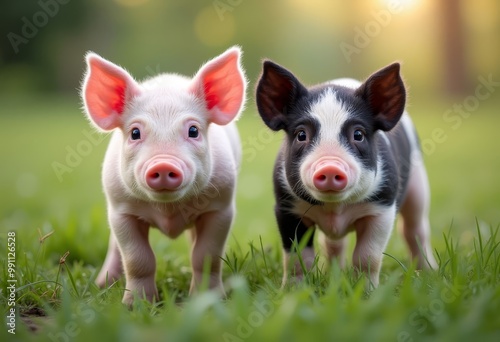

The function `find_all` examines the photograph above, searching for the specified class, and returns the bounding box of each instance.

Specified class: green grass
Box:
[1,94,500,341]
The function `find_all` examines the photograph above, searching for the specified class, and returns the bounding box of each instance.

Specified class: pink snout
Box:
[145,161,183,191]
[313,162,348,192]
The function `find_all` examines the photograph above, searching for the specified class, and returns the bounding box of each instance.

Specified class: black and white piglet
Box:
[256,61,437,287]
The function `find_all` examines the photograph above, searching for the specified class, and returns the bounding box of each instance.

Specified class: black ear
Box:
[355,63,406,131]
[255,61,308,131]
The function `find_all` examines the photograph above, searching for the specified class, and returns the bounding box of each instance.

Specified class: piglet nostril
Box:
[313,163,348,192]
[145,162,184,190]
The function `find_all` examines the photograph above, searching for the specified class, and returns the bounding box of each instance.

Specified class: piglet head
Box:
[82,47,246,202]
[256,61,405,204]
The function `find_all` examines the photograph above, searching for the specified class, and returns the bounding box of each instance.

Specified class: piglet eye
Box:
[188,126,199,138]
[353,130,364,142]
[131,128,141,140]
[297,130,307,142]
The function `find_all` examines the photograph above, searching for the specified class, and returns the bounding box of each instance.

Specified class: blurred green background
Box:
[2,0,499,96]
[1,0,499,265]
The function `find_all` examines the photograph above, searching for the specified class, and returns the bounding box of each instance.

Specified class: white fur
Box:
[298,89,380,203]
[329,78,361,89]
[310,88,349,143]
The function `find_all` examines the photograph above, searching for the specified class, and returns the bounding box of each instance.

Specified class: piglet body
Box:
[81,47,246,305]
[256,61,437,287]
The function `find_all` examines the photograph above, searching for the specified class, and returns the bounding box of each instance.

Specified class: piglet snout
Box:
[145,160,183,191]
[313,160,348,192]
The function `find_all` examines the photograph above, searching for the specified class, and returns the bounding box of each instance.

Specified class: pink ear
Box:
[82,52,140,130]
[191,47,246,125]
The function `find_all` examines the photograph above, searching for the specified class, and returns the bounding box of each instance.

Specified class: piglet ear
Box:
[191,46,246,125]
[255,61,308,131]
[82,52,140,131]
[355,63,406,131]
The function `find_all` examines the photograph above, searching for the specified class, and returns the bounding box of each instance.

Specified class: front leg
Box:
[110,212,157,306]
[276,205,316,285]
[318,230,347,268]
[353,205,396,288]
[189,206,233,294]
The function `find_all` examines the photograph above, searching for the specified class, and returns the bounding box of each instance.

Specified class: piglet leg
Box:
[400,155,438,269]
[282,246,316,286]
[189,207,233,295]
[110,213,157,306]
[353,207,396,288]
[318,231,347,269]
[275,206,316,285]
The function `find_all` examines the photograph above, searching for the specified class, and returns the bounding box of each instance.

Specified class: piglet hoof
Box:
[122,291,135,309]
[121,277,159,308]
[122,289,159,309]
[353,273,378,292]
[280,274,306,290]
[417,254,438,271]
[96,271,122,289]
[189,275,225,299]
[281,248,316,288]
[214,284,227,299]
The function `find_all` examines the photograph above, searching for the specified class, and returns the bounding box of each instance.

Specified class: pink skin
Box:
[312,158,349,192]
[145,159,184,191]
[82,47,246,306]
[302,154,362,203]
